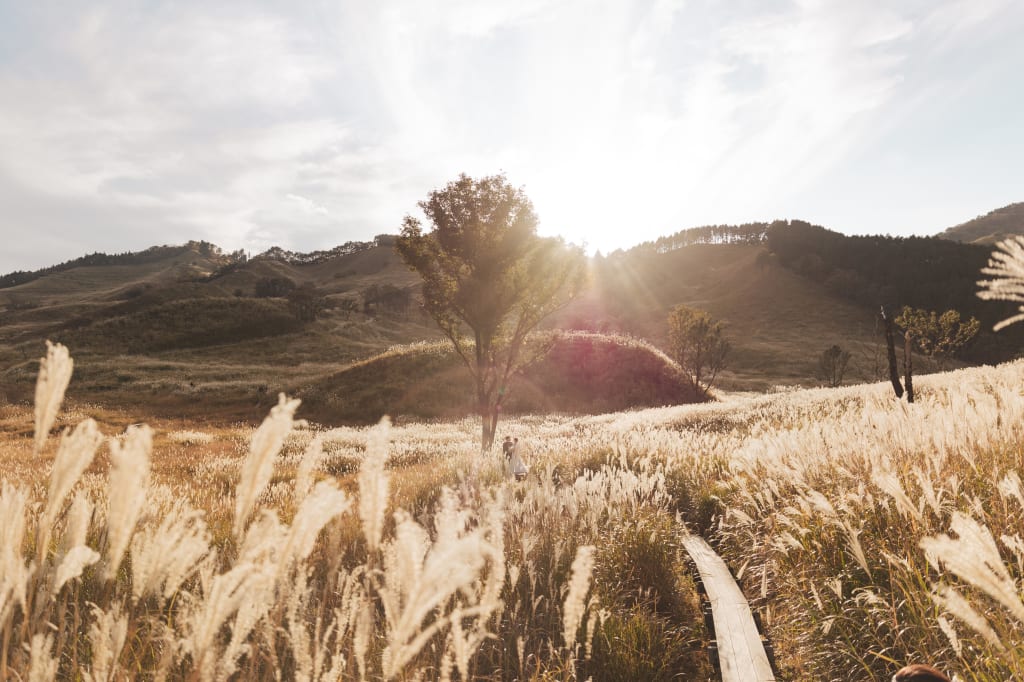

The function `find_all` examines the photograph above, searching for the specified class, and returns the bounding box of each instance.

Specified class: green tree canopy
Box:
[895,306,980,367]
[397,173,587,450]
[666,305,730,398]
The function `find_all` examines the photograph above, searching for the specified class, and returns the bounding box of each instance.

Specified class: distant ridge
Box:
[0,236,400,289]
[937,202,1024,245]
[0,242,214,289]
[251,235,395,266]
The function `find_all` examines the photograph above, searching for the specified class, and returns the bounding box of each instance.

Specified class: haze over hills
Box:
[0,214,1019,424]
[937,202,1024,244]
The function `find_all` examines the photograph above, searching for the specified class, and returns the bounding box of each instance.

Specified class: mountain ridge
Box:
[937,202,1024,244]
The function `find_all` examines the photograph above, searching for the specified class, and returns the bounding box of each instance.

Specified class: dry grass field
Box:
[3,341,1024,679]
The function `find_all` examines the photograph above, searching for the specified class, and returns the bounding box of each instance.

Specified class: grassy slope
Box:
[295,332,701,425]
[562,244,879,390]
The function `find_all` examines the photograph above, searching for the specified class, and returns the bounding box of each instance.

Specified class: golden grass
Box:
[0,344,711,680]
[5,340,1024,680]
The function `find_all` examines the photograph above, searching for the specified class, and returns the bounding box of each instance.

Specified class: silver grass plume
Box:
[354,600,372,681]
[233,393,301,537]
[931,583,1006,652]
[238,510,287,565]
[0,482,30,627]
[280,480,350,569]
[286,570,346,682]
[562,545,595,653]
[103,425,152,580]
[359,417,391,554]
[937,614,962,657]
[27,632,57,682]
[131,505,210,602]
[53,545,100,595]
[184,561,272,681]
[84,604,128,682]
[920,512,1024,624]
[295,435,326,502]
[287,571,314,681]
[978,235,1024,330]
[219,563,277,680]
[64,491,93,550]
[34,340,74,454]
[40,418,103,561]
[871,468,923,522]
[379,507,501,679]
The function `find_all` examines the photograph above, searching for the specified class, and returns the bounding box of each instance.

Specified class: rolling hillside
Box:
[938,202,1024,244]
[560,243,880,388]
[0,226,995,422]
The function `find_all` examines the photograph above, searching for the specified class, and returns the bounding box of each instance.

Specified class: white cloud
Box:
[0,0,1021,271]
[287,193,329,216]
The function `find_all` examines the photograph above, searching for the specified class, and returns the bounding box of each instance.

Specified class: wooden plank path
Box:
[682,534,776,682]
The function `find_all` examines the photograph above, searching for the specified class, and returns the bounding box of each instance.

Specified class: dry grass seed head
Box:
[34,340,74,454]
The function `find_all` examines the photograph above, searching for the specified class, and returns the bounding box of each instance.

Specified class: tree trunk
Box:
[881,307,904,399]
[479,405,496,452]
[903,331,914,404]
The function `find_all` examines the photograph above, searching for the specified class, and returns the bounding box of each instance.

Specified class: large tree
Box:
[396,174,586,450]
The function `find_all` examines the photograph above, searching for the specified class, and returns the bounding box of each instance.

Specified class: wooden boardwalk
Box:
[682,535,776,682]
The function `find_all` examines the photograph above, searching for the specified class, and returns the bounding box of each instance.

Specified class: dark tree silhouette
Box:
[819,345,852,387]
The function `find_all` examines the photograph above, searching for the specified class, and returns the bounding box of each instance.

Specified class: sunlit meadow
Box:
[4,338,1024,680]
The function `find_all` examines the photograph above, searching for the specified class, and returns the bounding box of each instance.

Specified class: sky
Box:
[1,0,1023,273]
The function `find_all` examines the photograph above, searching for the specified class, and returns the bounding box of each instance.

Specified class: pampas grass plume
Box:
[233,393,300,537]
[40,418,103,561]
[53,545,100,595]
[281,480,350,567]
[34,341,73,454]
[131,506,210,602]
[562,544,595,652]
[921,512,1024,624]
[27,632,57,682]
[0,482,30,625]
[359,417,391,553]
[978,235,1024,330]
[85,604,128,682]
[104,425,152,580]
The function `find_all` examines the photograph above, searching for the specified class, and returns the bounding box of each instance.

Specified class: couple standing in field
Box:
[501,435,528,481]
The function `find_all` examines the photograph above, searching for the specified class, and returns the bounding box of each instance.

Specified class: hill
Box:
[937,202,1024,244]
[2,221,1014,421]
[295,332,700,425]
[560,242,880,389]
